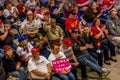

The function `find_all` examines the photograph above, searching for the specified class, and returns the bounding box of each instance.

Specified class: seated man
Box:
[70,29,110,78]
[60,38,88,80]
[82,25,103,67]
[27,48,58,80]
[27,30,50,59]
[106,8,120,53]
[2,45,26,80]
[44,18,64,45]
[48,42,76,80]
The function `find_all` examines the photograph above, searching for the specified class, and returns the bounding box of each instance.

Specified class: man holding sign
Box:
[48,42,76,80]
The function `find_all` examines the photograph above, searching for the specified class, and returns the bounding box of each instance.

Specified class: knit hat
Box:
[3,45,12,52]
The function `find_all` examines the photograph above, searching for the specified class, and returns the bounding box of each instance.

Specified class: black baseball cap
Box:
[70,10,76,15]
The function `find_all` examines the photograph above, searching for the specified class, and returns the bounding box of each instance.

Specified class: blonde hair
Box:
[48,0,55,7]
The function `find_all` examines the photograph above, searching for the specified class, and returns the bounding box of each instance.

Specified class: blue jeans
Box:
[8,67,26,80]
[54,72,76,80]
[78,52,102,74]
[0,48,4,63]
[101,41,116,60]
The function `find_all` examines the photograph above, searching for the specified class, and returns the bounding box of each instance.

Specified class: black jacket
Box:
[71,36,88,57]
[2,53,21,73]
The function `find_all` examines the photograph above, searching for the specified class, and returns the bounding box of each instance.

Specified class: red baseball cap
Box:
[45,10,50,15]
[63,38,73,47]
[31,48,40,53]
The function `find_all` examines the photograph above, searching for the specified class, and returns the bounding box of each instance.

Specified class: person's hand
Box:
[60,3,64,8]
[39,40,44,45]
[88,44,94,49]
[59,39,63,45]
[16,64,20,70]
[9,30,14,36]
[22,6,26,12]
[45,73,51,80]
[85,44,89,49]
[72,62,79,67]
[100,9,104,13]
[5,24,11,31]
[43,36,48,42]
[25,58,29,62]
[101,26,106,31]
[13,8,16,12]
[65,69,71,73]
[5,27,8,32]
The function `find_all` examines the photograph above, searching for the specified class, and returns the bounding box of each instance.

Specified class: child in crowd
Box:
[17,36,33,63]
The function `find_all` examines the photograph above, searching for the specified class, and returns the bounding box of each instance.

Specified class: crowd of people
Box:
[0,0,120,80]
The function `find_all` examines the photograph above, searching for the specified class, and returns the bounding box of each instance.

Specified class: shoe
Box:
[110,57,117,62]
[104,60,111,65]
[102,69,111,79]
[102,68,108,72]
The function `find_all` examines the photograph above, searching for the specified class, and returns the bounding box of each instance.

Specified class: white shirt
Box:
[3,6,18,18]
[16,42,33,58]
[28,56,49,79]
[48,51,66,66]
[26,0,37,9]
[21,19,42,34]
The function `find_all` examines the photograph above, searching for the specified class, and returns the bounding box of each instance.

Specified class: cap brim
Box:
[27,30,38,34]
[68,43,73,47]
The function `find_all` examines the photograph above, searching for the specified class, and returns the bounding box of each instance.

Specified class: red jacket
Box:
[91,24,104,49]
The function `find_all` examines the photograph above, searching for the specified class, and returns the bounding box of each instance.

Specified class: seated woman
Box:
[82,25,103,67]
[91,18,117,65]
[2,45,26,80]
[82,1,102,27]
[20,10,40,35]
